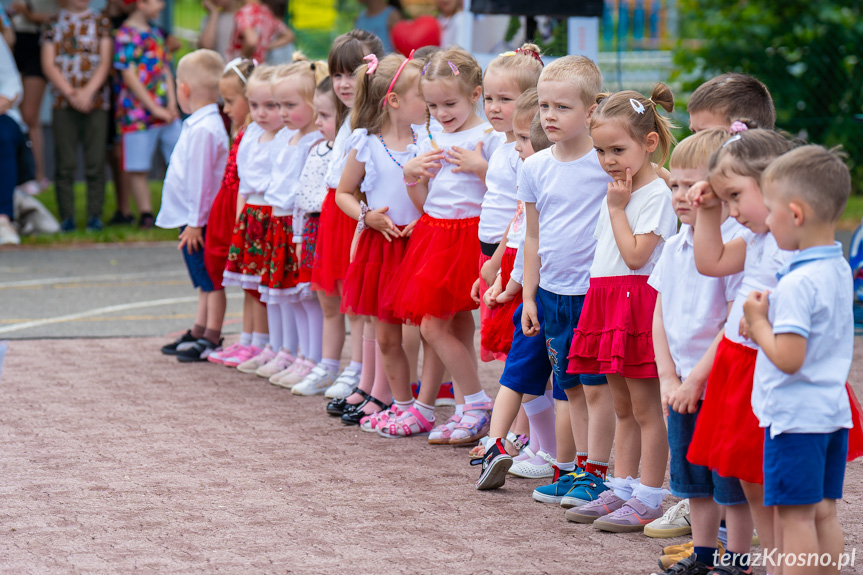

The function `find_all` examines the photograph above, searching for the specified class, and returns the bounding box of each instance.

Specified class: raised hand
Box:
[687,180,721,209]
[606,167,633,211]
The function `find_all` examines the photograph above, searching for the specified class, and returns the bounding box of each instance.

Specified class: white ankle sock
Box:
[464,391,490,405]
[349,360,362,372]
[606,476,637,500]
[557,460,576,472]
[251,331,269,349]
[455,403,465,416]
[414,400,435,422]
[240,331,252,346]
[632,481,669,508]
[320,358,340,373]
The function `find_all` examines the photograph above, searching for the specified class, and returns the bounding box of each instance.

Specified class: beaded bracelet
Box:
[356,200,370,233]
[404,177,420,187]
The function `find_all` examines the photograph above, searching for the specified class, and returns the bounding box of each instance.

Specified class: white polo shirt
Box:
[752,243,854,438]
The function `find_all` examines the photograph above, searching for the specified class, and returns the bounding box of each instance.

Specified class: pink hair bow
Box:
[729,121,748,134]
[364,54,379,75]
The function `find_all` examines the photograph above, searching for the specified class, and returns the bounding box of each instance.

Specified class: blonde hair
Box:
[592,83,677,165]
[669,128,730,170]
[538,55,602,107]
[246,64,276,95]
[221,58,256,91]
[271,52,329,106]
[421,47,483,100]
[176,49,224,99]
[485,43,543,93]
[707,127,792,184]
[513,87,537,128]
[763,145,850,223]
[352,53,423,134]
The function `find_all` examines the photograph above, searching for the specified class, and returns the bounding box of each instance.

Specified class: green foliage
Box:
[533,19,568,58]
[673,1,863,192]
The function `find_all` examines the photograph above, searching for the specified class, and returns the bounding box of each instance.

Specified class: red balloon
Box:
[390,15,441,57]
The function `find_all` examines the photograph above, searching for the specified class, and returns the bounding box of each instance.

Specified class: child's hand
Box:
[483,275,503,308]
[365,206,401,242]
[470,277,482,304]
[0,97,13,116]
[521,300,540,337]
[178,226,204,252]
[480,258,498,289]
[152,106,175,123]
[496,280,521,304]
[606,168,633,211]
[403,218,418,237]
[687,180,721,209]
[446,142,486,176]
[742,290,769,341]
[295,242,302,262]
[404,149,445,181]
[669,376,703,415]
[660,373,682,418]
[202,0,219,12]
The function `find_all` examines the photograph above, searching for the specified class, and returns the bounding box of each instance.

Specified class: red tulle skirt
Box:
[223,203,272,288]
[567,275,658,378]
[847,385,863,462]
[260,215,298,291]
[297,214,319,284]
[341,226,408,324]
[480,247,521,356]
[204,130,243,290]
[390,214,480,324]
[311,189,355,295]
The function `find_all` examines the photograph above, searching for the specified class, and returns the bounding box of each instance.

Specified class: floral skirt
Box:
[223,204,272,289]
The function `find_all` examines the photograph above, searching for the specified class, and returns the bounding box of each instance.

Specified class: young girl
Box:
[565,85,679,531]
[251,57,328,387]
[386,48,503,439]
[217,64,281,367]
[335,52,428,430]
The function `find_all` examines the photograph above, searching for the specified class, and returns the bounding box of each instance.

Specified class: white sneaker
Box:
[644,498,692,538]
[255,349,296,379]
[274,358,315,389]
[324,366,362,398]
[291,365,338,396]
[508,450,555,479]
[0,219,20,245]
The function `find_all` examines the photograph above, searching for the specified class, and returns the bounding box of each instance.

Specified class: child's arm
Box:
[336,150,400,241]
[607,170,662,270]
[178,131,223,252]
[77,34,113,113]
[521,201,540,337]
[653,295,681,418]
[688,180,746,277]
[269,24,295,49]
[120,68,174,122]
[163,63,179,120]
[743,290,807,374]
[198,0,220,50]
[235,193,246,222]
[446,142,488,183]
[403,149,445,213]
[481,222,510,288]
[41,38,78,106]
[495,277,522,304]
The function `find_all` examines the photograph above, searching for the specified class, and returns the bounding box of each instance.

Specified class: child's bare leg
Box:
[127,172,152,214]
[512,406,530,437]
[583,382,615,465]
[690,498,723,556]
[317,291,345,362]
[562,385,588,458]
[776,504,818,575]
[252,296,268,334]
[741,480,780,575]
[420,312,481,397]
[402,324,420,385]
[815,499,842,575]
[554,399,575,465]
[417,338,445,406]
[627,377,667,488]
[192,290,207,338]
[347,313,363,364]
[724,503,755,557]
[606,374,640,479]
[489,387,523,439]
[377,320,410,402]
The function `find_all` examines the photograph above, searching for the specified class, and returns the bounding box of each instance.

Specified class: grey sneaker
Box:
[593,497,663,533]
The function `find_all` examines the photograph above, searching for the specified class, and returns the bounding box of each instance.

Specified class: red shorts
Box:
[311,189,355,295]
[341,226,408,324]
[223,203,272,289]
[480,247,521,356]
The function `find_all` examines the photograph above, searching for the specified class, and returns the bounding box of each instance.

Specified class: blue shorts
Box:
[122,120,182,173]
[499,301,563,400]
[668,404,746,505]
[180,225,215,292]
[537,287,606,392]
[763,428,848,506]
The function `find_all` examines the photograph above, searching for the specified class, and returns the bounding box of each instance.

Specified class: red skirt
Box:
[204,130,244,290]
[311,189,355,295]
[480,247,521,356]
[223,203,272,289]
[260,215,299,291]
[390,214,481,324]
[567,275,658,378]
[341,226,408,324]
[298,214,320,284]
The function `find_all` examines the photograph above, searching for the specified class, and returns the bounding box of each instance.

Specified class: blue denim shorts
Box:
[499,301,559,399]
[537,287,606,392]
[763,428,848,506]
[122,120,182,173]
[668,404,746,505]
[180,225,215,292]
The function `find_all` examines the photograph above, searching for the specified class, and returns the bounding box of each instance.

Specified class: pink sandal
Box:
[428,413,462,445]
[448,400,493,445]
[377,406,435,439]
[360,405,400,433]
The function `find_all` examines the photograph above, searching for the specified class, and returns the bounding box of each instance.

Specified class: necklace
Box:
[377,129,417,168]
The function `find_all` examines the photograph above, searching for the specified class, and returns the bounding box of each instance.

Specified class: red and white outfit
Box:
[204,126,245,290]
[294,140,333,284]
[340,129,422,324]
[223,122,278,291]
[390,122,503,324]
[567,177,678,379]
[227,2,288,63]
[312,120,356,295]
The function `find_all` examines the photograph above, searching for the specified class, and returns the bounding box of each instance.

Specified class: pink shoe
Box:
[448,400,493,445]
[207,342,244,365]
[237,346,277,373]
[222,345,261,368]
[377,406,435,438]
[428,413,461,445]
[254,349,296,379]
[360,404,400,433]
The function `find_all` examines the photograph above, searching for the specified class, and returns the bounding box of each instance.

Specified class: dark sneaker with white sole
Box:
[651,554,712,575]
[161,330,197,355]
[472,438,512,490]
[176,338,222,363]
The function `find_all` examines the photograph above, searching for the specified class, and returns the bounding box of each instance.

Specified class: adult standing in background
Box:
[354,0,402,54]
[0,32,25,245]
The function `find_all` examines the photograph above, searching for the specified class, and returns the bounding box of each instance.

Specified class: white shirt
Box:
[237,122,278,203]
[0,37,24,127]
[648,219,745,381]
[414,123,504,220]
[265,129,321,214]
[294,140,333,238]
[156,104,229,229]
[590,177,678,278]
[325,120,352,190]
[347,128,422,226]
[752,243,853,438]
[479,140,519,244]
[725,230,795,347]
[516,147,610,296]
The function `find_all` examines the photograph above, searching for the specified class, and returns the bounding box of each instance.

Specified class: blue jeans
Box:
[0,115,23,220]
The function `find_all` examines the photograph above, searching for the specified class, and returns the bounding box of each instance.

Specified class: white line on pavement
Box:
[0,271,187,289]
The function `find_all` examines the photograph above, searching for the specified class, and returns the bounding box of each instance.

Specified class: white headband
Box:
[224,57,255,84]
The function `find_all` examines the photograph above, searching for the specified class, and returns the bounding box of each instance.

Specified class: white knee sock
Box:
[301,297,324,363]
[266,303,283,350]
[289,300,308,358]
[280,303,299,355]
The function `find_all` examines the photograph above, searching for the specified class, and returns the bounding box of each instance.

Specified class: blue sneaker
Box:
[60,218,76,233]
[560,470,609,509]
[532,466,584,504]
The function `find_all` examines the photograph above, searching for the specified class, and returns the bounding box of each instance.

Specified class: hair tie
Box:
[364,54,379,75]
[224,57,249,84]
[422,61,431,76]
[499,51,516,57]
[383,49,415,109]
[514,48,544,66]
[629,98,645,114]
[723,134,742,147]
[310,62,316,71]
[448,61,460,76]
[729,121,748,134]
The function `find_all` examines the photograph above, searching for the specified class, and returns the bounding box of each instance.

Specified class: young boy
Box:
[517,56,616,509]
[155,49,230,362]
[687,73,775,132]
[743,146,853,575]
[41,0,113,232]
[114,0,181,229]
[649,129,754,575]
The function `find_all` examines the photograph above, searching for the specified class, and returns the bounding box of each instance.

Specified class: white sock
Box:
[632,481,669,508]
[544,389,553,403]
[557,460,576,472]
[464,390,490,405]
[523,395,552,416]
[290,300,308,358]
[301,297,324,363]
[266,303,283,350]
[348,360,362,372]
[320,358,340,373]
[252,331,269,349]
[280,303,298,355]
[414,400,435,422]
[240,331,252,346]
[606,475,637,500]
[455,403,465,416]
[394,398,414,410]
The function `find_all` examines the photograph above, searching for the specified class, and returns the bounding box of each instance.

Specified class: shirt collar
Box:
[185,103,220,126]
[776,242,843,280]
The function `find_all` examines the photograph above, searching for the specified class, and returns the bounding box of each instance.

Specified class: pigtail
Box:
[650,83,674,114]
[648,83,675,165]
[351,62,375,132]
[311,60,329,87]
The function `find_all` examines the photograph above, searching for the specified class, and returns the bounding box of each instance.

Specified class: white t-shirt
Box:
[294,140,333,238]
[325,120,352,190]
[479,140,519,244]
[516,147,611,296]
[237,122,277,203]
[265,130,321,215]
[752,243,853,438]
[414,123,504,220]
[725,230,795,347]
[647,219,745,381]
[590,177,677,278]
[346,128,423,227]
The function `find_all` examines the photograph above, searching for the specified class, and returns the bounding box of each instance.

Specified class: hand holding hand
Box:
[660,374,683,418]
[606,168,633,211]
[669,376,703,415]
[480,258,498,290]
[470,278,482,304]
[483,275,503,308]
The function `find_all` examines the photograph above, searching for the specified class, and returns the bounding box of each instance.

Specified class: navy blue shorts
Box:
[537,287,606,392]
[763,428,848,506]
[499,301,562,399]
[668,404,746,505]
[180,225,215,292]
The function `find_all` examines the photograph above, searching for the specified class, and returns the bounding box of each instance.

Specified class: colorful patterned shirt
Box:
[42,9,111,111]
[113,23,169,133]
[228,3,287,62]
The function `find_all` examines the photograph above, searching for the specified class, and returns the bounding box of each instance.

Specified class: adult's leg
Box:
[19,76,47,182]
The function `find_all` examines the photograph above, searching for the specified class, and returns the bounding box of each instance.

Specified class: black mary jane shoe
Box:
[340,395,388,426]
[326,388,365,416]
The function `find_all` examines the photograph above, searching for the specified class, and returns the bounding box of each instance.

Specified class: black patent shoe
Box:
[326,388,363,416]
[340,395,388,426]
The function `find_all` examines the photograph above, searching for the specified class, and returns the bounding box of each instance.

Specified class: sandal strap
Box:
[368,396,388,411]
[462,400,494,412]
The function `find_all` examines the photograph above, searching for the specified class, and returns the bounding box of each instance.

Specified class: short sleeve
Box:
[41,16,58,44]
[346,129,375,193]
[723,271,744,303]
[647,249,666,292]
[481,129,504,161]
[771,275,814,339]
[114,28,136,70]
[632,184,677,240]
[515,157,538,203]
[98,15,111,38]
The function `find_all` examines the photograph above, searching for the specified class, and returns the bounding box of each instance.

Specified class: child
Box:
[743,146,855,575]
[114,0,182,229]
[564,85,678,531]
[334,51,427,427]
[228,0,295,63]
[687,73,775,133]
[517,56,613,507]
[388,47,503,439]
[41,0,112,232]
[254,57,328,387]
[315,31,385,412]
[476,44,543,364]
[649,128,753,574]
[154,49,230,361]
